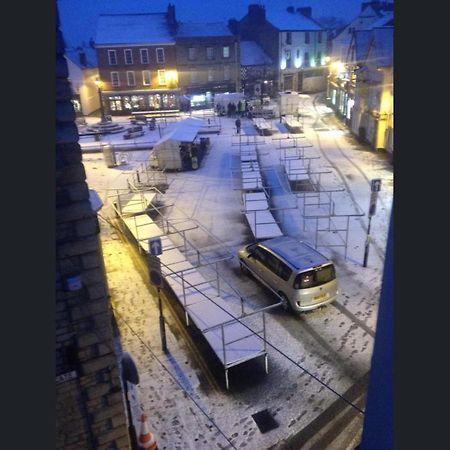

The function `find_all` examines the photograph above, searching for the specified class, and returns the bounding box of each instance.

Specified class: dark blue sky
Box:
[57,0,367,48]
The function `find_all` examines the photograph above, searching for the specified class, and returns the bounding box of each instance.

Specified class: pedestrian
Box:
[237,100,242,117]
[227,102,232,117]
[235,117,241,134]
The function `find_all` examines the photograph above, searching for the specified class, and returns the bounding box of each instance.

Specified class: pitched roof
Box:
[65,47,98,69]
[265,8,323,31]
[240,41,272,66]
[95,13,174,45]
[176,21,233,38]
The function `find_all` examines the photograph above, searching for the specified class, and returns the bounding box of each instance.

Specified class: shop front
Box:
[102,90,180,115]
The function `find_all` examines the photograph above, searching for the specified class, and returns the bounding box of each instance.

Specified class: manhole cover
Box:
[251,409,279,434]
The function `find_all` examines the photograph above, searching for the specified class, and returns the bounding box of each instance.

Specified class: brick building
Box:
[95,11,179,115]
[56,7,130,449]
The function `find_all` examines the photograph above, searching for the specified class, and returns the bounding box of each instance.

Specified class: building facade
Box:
[326,1,393,124]
[175,22,240,108]
[237,4,327,94]
[350,27,393,153]
[56,8,130,449]
[65,46,100,116]
[95,11,180,115]
[240,40,274,98]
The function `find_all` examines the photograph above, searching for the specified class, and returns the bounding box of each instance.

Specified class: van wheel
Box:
[278,293,290,311]
[240,261,250,276]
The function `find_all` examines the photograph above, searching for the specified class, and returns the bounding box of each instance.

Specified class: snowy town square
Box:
[56,1,393,449]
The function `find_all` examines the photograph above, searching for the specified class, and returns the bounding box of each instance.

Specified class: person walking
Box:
[235,117,241,134]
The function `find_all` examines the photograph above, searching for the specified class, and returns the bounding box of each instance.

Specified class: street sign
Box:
[149,268,163,287]
[369,192,378,217]
[371,178,382,192]
[149,236,162,256]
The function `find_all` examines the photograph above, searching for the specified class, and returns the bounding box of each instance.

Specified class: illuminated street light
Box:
[95,77,107,123]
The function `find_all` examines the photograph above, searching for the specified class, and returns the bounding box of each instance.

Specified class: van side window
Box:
[264,252,280,274]
[277,261,292,281]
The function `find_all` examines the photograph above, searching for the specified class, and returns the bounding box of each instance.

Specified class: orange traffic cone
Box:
[138,414,158,450]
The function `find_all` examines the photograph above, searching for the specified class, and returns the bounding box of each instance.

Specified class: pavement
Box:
[85,96,393,449]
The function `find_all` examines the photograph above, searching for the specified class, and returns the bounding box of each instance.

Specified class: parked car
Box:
[238,236,338,312]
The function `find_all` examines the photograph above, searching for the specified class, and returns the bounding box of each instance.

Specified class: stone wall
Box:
[55,5,130,449]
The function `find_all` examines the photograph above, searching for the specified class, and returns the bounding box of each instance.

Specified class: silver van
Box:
[238,236,338,312]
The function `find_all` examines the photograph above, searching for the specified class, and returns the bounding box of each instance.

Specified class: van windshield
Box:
[293,265,336,289]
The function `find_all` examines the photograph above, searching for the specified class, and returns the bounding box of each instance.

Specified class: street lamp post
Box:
[95,77,107,123]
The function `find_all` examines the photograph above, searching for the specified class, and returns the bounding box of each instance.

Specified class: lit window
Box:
[140,49,149,64]
[107,50,117,65]
[126,71,136,86]
[142,70,151,85]
[158,69,166,85]
[110,71,120,87]
[223,46,230,58]
[156,48,165,64]
[124,49,133,65]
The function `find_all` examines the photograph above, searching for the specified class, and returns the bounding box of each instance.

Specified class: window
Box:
[318,31,322,44]
[206,47,214,60]
[107,50,117,65]
[109,96,122,111]
[110,71,120,87]
[285,49,291,69]
[142,70,151,85]
[305,31,310,44]
[124,49,133,65]
[278,261,292,281]
[317,51,322,66]
[126,71,136,86]
[296,49,300,59]
[156,48,165,63]
[188,47,197,60]
[140,48,149,64]
[223,46,230,58]
[207,68,214,82]
[303,52,310,67]
[286,32,292,45]
[223,65,230,81]
[158,69,166,85]
[293,265,335,289]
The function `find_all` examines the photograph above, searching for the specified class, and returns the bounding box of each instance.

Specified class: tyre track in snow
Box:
[309,95,386,263]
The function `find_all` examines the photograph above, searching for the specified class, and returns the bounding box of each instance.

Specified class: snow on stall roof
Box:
[240,41,273,66]
[176,21,232,37]
[265,9,323,31]
[95,13,174,45]
[154,117,203,145]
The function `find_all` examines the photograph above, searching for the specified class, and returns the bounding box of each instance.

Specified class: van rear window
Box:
[293,265,335,289]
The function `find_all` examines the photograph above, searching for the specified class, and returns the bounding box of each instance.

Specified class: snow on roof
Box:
[65,47,98,68]
[372,27,393,67]
[96,13,174,45]
[240,41,273,66]
[265,9,323,31]
[176,21,232,38]
[155,117,202,145]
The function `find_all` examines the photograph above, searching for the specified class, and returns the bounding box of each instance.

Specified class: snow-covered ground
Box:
[82,93,393,449]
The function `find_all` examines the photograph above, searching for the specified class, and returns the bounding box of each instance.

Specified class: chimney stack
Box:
[248,4,266,24]
[167,3,178,34]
